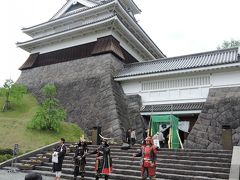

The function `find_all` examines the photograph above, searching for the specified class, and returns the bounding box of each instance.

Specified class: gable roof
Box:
[50,0,140,21]
[65,2,86,14]
[50,0,97,20]
[115,47,240,80]
[21,0,115,34]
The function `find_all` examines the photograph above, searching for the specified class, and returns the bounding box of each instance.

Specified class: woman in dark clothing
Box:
[126,128,131,144]
[73,140,88,180]
[52,138,66,180]
[89,138,112,180]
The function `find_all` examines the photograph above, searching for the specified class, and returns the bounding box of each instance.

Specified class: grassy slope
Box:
[0,94,83,153]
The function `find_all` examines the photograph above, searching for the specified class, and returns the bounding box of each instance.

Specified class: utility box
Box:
[222,125,233,150]
[92,126,101,145]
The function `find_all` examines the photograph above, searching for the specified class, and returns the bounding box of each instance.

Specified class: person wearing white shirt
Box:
[130,129,136,145]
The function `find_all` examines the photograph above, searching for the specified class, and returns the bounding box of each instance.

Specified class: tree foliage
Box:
[0,79,27,111]
[217,39,240,49]
[28,84,66,132]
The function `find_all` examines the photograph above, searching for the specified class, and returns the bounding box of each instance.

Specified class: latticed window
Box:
[141,76,210,91]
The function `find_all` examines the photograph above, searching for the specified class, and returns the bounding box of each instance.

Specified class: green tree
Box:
[0,79,27,111]
[217,39,240,49]
[28,84,66,132]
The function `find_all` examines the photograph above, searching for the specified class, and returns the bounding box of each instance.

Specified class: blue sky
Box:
[0,0,239,86]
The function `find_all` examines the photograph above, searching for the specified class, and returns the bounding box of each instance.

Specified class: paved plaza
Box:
[0,169,66,180]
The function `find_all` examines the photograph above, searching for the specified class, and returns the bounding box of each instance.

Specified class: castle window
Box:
[141,75,210,91]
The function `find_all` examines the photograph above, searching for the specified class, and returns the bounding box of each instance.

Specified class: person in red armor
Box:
[133,136,158,180]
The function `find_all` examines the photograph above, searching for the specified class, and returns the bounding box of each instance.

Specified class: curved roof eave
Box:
[17,16,156,60]
[114,63,240,81]
[116,1,165,58]
[21,1,115,34]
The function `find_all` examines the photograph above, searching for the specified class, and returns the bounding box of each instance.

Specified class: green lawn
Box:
[0,94,83,153]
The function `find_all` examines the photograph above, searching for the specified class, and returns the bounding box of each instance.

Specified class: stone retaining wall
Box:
[185,86,240,149]
[17,54,131,141]
[126,95,145,142]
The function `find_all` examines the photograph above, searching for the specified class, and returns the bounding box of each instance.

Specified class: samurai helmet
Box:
[145,136,153,144]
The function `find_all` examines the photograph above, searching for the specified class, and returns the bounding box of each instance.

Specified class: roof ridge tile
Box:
[116,47,240,78]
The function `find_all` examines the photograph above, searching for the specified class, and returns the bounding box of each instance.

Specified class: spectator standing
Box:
[52,138,66,180]
[131,129,136,145]
[126,128,131,144]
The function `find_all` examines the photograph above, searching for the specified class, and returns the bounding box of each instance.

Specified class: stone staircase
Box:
[2,144,232,180]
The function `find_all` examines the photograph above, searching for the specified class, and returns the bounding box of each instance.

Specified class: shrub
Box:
[0,148,13,155]
[28,84,66,132]
[0,154,12,163]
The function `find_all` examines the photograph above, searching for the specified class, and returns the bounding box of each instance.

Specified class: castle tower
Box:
[17,0,165,140]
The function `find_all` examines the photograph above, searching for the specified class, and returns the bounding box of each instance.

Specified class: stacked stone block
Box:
[185,86,240,149]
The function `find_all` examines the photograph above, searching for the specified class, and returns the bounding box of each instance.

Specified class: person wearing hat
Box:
[133,136,158,180]
[89,136,112,180]
[73,137,89,180]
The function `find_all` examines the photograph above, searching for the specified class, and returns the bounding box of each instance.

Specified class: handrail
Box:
[168,128,172,149]
[0,141,58,169]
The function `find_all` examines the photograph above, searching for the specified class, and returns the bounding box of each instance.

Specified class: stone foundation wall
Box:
[17,54,130,141]
[184,86,240,149]
[126,95,145,142]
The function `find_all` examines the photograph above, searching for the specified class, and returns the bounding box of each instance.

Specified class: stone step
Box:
[64,150,232,158]
[66,144,233,154]
[15,162,229,180]
[41,151,230,163]
[33,166,143,179]
[46,146,232,156]
[34,164,230,179]
[26,155,231,169]
[158,158,231,168]
[159,167,229,179]
[6,143,232,180]
[158,172,227,180]
[2,166,227,180]
[2,167,96,180]
[39,161,230,174]
[21,160,231,175]
[156,148,232,154]
[82,154,231,163]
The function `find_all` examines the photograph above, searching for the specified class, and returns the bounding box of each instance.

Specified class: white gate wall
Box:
[120,70,240,105]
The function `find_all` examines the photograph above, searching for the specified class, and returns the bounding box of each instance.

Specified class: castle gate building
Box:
[115,47,240,149]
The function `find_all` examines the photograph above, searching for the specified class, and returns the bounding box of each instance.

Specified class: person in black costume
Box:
[89,137,112,180]
[52,138,66,180]
[73,139,88,180]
